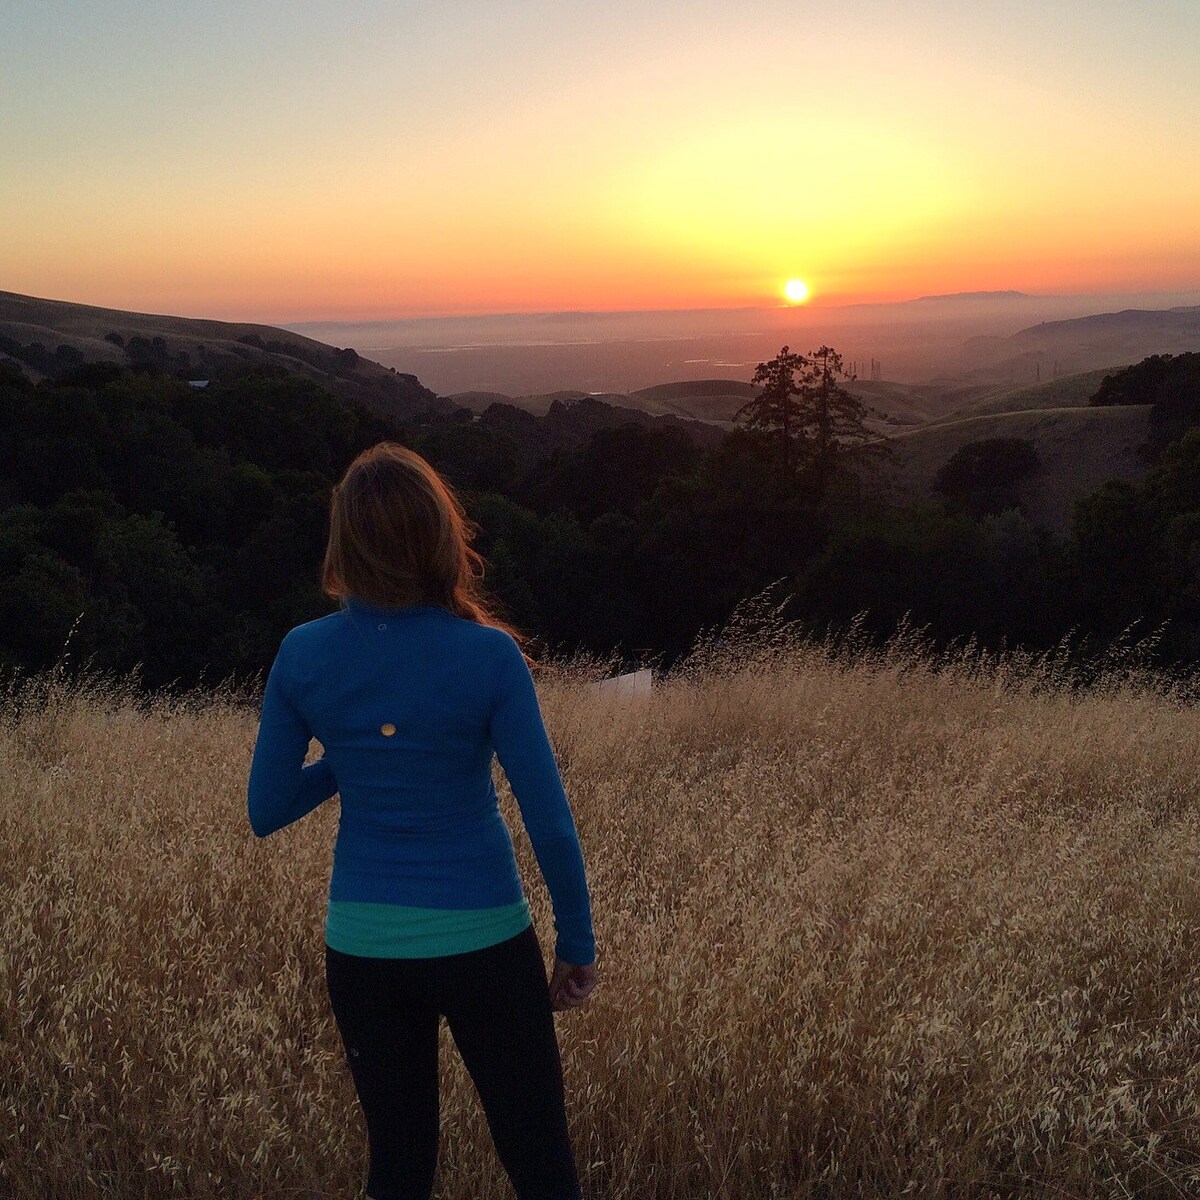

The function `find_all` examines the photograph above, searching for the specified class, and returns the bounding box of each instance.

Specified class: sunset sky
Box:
[3,0,1198,321]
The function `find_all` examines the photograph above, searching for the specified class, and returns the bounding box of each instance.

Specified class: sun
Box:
[783,278,811,304]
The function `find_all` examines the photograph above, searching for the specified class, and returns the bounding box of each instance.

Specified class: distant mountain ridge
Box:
[953,304,1200,382]
[0,290,450,422]
[912,290,1032,302]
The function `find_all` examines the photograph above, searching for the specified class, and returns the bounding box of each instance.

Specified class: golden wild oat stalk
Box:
[3,592,1200,1199]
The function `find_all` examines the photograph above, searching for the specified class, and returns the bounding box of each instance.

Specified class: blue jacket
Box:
[247,596,595,964]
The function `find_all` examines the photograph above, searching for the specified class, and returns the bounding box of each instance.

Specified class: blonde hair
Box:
[322,442,532,659]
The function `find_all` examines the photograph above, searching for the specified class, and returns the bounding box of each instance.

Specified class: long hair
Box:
[322,442,533,661]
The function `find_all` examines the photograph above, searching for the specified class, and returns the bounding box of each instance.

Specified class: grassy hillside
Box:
[628,378,757,423]
[4,613,1200,1199]
[878,404,1153,534]
[941,368,1119,419]
[0,290,446,421]
[850,379,1010,427]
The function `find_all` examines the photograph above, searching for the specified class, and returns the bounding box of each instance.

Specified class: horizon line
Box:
[284,286,1200,328]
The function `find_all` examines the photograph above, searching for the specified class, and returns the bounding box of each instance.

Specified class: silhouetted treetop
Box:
[735,344,886,494]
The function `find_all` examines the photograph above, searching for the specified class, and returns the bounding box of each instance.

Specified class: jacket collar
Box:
[343,595,448,621]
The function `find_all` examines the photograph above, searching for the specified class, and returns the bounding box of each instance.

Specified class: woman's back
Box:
[248,592,594,963]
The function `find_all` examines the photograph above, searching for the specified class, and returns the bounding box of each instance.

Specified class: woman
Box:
[247,441,598,1200]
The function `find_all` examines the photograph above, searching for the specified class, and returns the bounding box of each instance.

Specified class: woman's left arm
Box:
[489,635,595,967]
[247,638,338,837]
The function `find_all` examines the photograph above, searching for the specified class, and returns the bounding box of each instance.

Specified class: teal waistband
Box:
[324,897,533,958]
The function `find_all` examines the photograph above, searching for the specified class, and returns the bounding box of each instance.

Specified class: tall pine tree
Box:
[735,345,885,495]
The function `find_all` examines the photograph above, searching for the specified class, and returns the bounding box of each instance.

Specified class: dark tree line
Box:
[1,347,1199,694]
[1090,351,1200,456]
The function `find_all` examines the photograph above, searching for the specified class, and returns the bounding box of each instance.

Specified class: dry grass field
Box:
[4,598,1200,1199]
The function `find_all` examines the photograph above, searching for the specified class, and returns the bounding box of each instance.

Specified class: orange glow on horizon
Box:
[5,66,1200,324]
[4,0,1200,326]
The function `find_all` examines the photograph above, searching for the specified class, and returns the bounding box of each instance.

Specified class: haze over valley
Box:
[290,289,1200,398]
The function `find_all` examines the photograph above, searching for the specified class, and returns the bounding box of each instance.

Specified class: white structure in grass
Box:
[591,668,653,697]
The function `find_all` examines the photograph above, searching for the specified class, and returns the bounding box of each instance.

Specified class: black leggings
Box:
[324,924,582,1200]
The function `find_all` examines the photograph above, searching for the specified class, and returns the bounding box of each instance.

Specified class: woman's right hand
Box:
[549,957,598,1011]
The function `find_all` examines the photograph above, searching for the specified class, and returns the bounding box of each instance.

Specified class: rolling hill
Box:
[446,380,757,424]
[876,403,1153,534]
[933,368,1119,420]
[627,379,758,422]
[0,290,450,422]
